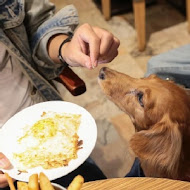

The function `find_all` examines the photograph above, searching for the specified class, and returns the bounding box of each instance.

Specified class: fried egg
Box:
[13,111,82,170]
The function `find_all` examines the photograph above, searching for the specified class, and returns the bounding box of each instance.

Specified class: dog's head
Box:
[98,67,190,179]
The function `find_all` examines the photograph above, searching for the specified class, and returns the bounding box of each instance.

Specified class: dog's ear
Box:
[130,116,182,178]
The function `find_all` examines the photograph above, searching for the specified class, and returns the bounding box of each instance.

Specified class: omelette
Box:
[13,111,82,170]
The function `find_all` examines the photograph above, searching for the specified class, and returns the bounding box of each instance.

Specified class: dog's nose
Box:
[99,67,107,80]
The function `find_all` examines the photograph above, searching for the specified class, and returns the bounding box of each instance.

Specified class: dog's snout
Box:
[99,67,107,80]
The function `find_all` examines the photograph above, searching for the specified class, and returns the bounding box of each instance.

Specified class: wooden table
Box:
[81,177,190,190]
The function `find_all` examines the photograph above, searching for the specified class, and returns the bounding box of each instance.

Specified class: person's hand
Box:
[62,23,120,69]
[0,153,12,188]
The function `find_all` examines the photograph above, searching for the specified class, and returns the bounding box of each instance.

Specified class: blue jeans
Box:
[1,157,106,189]
[125,158,145,177]
[146,44,190,88]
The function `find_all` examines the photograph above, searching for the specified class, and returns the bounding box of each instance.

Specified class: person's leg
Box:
[52,157,106,187]
[146,44,190,88]
[125,158,145,177]
[1,158,106,189]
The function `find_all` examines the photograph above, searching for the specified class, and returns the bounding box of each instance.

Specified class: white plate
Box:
[52,183,66,190]
[0,101,97,182]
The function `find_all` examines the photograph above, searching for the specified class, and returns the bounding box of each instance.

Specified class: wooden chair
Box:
[187,0,190,32]
[101,0,190,51]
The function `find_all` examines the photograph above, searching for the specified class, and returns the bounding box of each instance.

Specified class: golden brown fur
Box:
[98,67,190,181]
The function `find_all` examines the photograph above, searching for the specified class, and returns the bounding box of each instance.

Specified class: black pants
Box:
[52,157,106,187]
[1,157,106,189]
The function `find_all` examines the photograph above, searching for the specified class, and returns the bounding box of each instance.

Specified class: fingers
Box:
[0,153,11,169]
[98,36,119,64]
[64,23,120,69]
[63,44,92,69]
[77,24,100,68]
[93,27,114,55]
[93,26,120,65]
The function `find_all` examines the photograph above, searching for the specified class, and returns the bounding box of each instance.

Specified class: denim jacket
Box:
[0,0,79,100]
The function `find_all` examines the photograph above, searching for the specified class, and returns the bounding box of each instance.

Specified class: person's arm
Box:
[24,0,79,80]
[24,0,120,76]
[24,0,56,37]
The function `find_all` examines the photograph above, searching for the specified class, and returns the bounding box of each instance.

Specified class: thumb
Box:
[0,153,11,169]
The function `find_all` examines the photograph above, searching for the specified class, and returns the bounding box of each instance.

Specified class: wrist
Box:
[47,33,73,65]
[58,33,73,66]
[60,42,69,63]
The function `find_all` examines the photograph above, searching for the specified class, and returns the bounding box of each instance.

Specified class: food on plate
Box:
[13,111,82,170]
[17,181,28,190]
[39,172,55,190]
[67,175,84,190]
[28,173,40,190]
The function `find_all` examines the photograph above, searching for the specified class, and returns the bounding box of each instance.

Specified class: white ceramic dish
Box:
[0,101,97,182]
[52,183,66,190]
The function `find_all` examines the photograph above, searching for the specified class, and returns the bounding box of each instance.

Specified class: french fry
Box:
[17,181,28,190]
[28,173,40,190]
[5,173,16,190]
[67,175,84,190]
[39,172,55,190]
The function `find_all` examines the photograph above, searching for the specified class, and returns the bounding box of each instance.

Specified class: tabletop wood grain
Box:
[81,177,190,190]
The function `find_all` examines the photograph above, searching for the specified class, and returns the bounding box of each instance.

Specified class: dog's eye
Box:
[137,92,144,107]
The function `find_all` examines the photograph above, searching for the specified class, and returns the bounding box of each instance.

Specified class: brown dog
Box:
[98,67,190,181]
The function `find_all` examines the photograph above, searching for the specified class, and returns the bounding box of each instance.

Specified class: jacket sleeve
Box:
[24,0,79,80]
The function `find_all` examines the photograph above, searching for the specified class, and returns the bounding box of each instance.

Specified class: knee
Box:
[145,56,163,77]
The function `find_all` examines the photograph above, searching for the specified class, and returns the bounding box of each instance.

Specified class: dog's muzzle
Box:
[99,67,107,80]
